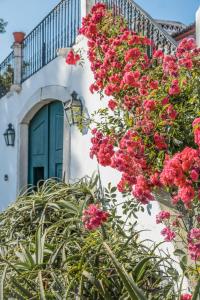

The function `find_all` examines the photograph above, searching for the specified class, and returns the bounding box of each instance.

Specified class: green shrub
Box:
[0,178,181,299]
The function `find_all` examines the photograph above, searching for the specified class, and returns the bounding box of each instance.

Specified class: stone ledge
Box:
[57,47,71,58]
[10,84,22,94]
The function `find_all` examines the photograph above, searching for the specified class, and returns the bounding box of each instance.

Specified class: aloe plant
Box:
[0,178,183,299]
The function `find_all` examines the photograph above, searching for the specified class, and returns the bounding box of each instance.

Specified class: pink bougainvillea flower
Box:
[156,211,171,224]
[108,99,118,110]
[82,204,109,230]
[192,118,200,148]
[153,49,164,59]
[178,185,195,204]
[180,294,192,300]
[125,47,141,62]
[90,130,114,166]
[188,241,200,260]
[177,37,196,58]
[188,228,200,260]
[123,71,140,87]
[162,97,169,105]
[161,227,176,242]
[66,49,80,65]
[169,79,180,95]
[149,80,159,90]
[189,169,199,182]
[143,99,156,111]
[132,175,154,204]
[190,228,200,239]
[154,132,167,150]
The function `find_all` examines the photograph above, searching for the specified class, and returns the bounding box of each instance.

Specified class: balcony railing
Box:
[0,51,14,99]
[0,0,81,99]
[97,0,178,54]
[0,0,178,100]
[22,0,81,82]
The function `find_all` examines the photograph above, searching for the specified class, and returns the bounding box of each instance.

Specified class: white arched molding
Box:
[16,85,71,194]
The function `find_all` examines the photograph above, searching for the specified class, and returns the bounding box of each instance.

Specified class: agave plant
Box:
[0,177,188,299]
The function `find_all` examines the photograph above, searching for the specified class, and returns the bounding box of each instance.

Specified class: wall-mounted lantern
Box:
[63,91,83,126]
[4,123,15,146]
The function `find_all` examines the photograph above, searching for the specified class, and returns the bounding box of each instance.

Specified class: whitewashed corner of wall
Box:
[196,6,200,48]
[57,47,71,58]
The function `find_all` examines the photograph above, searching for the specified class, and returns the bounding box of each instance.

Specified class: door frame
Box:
[17,85,71,194]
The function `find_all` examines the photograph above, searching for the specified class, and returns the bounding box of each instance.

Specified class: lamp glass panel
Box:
[4,133,9,146]
[72,105,82,124]
[65,107,73,125]
[8,132,15,146]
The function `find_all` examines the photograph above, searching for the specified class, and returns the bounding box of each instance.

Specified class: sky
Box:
[0,0,199,61]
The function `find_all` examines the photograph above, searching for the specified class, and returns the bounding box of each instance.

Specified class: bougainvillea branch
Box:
[66,3,200,285]
[77,3,200,263]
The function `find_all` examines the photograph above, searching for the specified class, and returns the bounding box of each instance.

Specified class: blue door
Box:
[28,101,64,185]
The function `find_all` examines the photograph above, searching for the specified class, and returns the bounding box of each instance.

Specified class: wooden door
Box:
[28,101,64,185]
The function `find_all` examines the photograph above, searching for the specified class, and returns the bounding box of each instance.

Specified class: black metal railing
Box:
[22,0,81,82]
[0,0,178,100]
[97,0,178,54]
[0,51,14,98]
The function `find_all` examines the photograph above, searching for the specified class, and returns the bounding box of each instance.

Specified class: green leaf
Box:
[174,249,185,256]
[103,242,147,300]
[133,256,158,282]
[57,200,78,213]
[20,244,36,266]
[111,187,117,193]
[180,255,187,273]
[83,271,112,300]
[36,226,46,265]
[0,265,7,300]
[12,278,34,298]
[192,276,200,300]
[38,271,46,300]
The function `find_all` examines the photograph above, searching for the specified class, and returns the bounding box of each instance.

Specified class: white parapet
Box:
[196,6,200,47]
[81,0,95,18]
[10,42,23,93]
[81,0,87,19]
[86,0,95,14]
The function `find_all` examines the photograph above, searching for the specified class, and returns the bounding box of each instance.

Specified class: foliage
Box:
[0,178,185,299]
[75,2,200,283]
[0,18,7,33]
[0,65,13,97]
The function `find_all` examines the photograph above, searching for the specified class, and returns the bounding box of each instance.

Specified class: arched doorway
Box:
[28,101,64,185]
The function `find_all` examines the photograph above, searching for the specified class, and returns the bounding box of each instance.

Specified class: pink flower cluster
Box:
[161,226,176,242]
[82,204,109,230]
[70,8,200,294]
[79,3,106,39]
[80,4,200,263]
[188,228,200,260]
[156,211,171,224]
[132,175,154,204]
[82,4,200,210]
[90,129,114,166]
[66,50,80,65]
[193,117,200,148]
[154,132,167,150]
[90,129,155,204]
[160,38,198,76]
[160,146,200,206]
[180,294,192,300]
